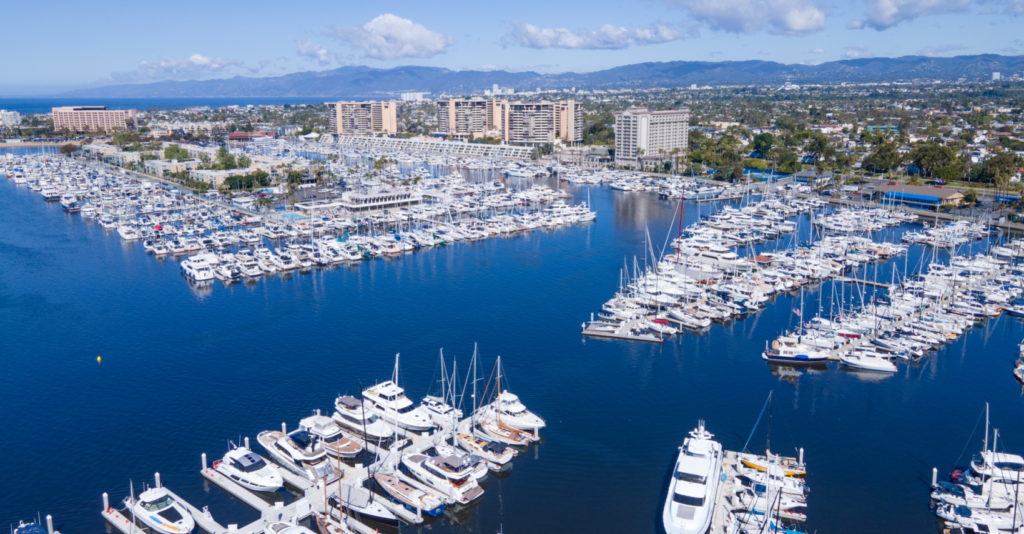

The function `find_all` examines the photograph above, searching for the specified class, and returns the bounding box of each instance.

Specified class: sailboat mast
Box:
[496,356,502,426]
[984,402,990,453]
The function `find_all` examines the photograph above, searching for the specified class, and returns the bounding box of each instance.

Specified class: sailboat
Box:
[361,354,434,432]
[475,356,535,446]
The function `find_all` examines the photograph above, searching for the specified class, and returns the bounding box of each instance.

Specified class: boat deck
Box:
[708,450,740,534]
[582,318,664,343]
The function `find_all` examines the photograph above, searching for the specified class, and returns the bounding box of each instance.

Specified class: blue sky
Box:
[2,0,1022,94]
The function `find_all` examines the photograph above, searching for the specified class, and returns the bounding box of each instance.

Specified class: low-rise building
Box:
[873,184,964,210]
[144,159,199,177]
[337,190,421,212]
[109,151,142,166]
[190,168,255,187]
[81,143,118,158]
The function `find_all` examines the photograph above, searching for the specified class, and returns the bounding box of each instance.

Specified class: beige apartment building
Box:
[329,101,397,135]
[614,107,690,169]
[52,106,138,132]
[435,99,582,146]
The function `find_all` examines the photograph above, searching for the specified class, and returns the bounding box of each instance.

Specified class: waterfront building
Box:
[435,99,582,146]
[329,101,397,136]
[144,159,199,177]
[613,107,689,169]
[0,110,22,127]
[872,184,964,210]
[337,190,421,212]
[52,106,138,132]
[333,135,532,159]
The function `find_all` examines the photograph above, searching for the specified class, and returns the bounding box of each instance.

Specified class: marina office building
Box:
[52,106,138,132]
[328,101,398,136]
[435,98,582,146]
[613,107,689,169]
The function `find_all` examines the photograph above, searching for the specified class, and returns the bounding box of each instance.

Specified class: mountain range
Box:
[61,55,1024,99]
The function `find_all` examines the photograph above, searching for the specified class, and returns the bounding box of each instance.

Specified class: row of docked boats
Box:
[765,251,1022,374]
[931,405,1024,533]
[3,154,595,287]
[106,350,545,534]
[586,198,914,341]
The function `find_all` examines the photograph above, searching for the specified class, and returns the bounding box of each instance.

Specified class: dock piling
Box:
[799,448,804,465]
[202,453,207,471]
[46,515,53,534]
[244,437,249,450]
[155,472,161,488]
[932,467,938,486]
[103,493,109,511]
[282,422,287,434]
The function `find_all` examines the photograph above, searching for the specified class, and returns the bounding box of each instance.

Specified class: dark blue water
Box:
[0,97,341,115]
[2,153,1024,534]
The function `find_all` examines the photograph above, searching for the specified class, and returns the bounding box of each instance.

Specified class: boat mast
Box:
[984,402,990,453]
[496,356,502,427]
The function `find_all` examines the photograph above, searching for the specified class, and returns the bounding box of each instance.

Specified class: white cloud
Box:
[917,43,967,56]
[810,48,825,53]
[502,21,684,49]
[847,19,867,28]
[666,0,826,36]
[329,14,453,60]
[855,0,972,29]
[843,45,873,58]
[295,38,332,65]
[108,54,244,82]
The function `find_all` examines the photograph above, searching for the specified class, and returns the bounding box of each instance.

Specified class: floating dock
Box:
[582,318,664,343]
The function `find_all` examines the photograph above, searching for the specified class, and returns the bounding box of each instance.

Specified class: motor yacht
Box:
[213,445,283,492]
[256,429,335,482]
[455,429,515,470]
[762,339,829,364]
[332,395,394,441]
[420,395,463,427]
[663,421,723,534]
[180,257,215,282]
[117,225,140,241]
[298,414,362,459]
[480,390,545,431]
[128,487,195,534]
[372,470,445,517]
[264,521,317,534]
[362,355,434,432]
[401,451,484,505]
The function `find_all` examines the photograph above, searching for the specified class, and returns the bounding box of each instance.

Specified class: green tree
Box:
[963,187,978,206]
[237,155,252,168]
[908,143,956,178]
[863,142,902,174]
[752,133,774,157]
[164,145,189,161]
[216,147,237,170]
[60,143,78,157]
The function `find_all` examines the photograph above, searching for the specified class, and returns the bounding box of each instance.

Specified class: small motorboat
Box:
[213,445,283,492]
[128,487,196,534]
[13,520,46,534]
[299,414,362,459]
[839,351,897,373]
[328,485,398,526]
[265,520,317,534]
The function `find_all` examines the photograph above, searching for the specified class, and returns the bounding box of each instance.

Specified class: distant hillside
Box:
[61,55,1024,98]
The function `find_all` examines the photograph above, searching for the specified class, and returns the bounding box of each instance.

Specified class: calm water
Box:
[3,154,1024,534]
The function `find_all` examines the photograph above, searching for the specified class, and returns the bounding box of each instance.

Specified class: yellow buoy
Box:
[97,356,102,364]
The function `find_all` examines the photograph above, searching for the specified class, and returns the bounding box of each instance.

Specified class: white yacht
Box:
[213,445,283,492]
[662,421,723,534]
[117,225,140,241]
[401,451,485,505]
[333,395,394,441]
[481,390,545,431]
[128,487,195,534]
[298,414,362,459]
[839,351,897,373]
[256,429,335,482]
[420,396,463,427]
[362,354,434,432]
[180,257,215,282]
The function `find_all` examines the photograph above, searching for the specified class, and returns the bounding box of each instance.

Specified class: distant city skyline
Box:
[3,0,1023,95]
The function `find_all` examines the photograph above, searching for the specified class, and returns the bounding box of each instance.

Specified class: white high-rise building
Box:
[0,110,21,127]
[993,72,1001,81]
[613,107,690,169]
